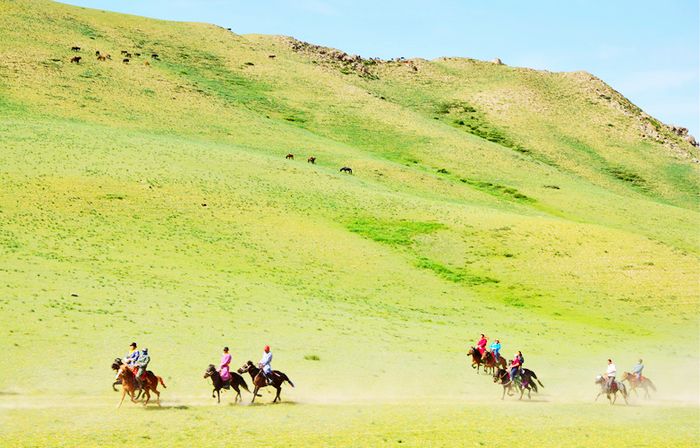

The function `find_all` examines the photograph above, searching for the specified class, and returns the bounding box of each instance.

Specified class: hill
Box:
[0,1,698,446]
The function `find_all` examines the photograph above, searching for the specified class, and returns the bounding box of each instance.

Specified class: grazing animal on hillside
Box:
[70,56,81,64]
[268,54,276,59]
[285,153,294,160]
[122,58,129,64]
[151,53,159,60]
[144,60,150,66]
[135,52,141,57]
[71,46,81,52]
[467,346,506,374]
[595,375,628,405]
[120,50,128,55]
[237,360,294,404]
[621,371,656,399]
[97,54,107,61]
[203,364,255,404]
[339,166,353,174]
[95,50,101,56]
[307,156,316,164]
[125,52,132,58]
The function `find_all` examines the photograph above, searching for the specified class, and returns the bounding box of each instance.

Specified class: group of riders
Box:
[475,333,525,386]
[119,342,277,388]
[474,334,647,393]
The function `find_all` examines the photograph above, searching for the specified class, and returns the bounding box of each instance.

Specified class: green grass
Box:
[0,1,698,446]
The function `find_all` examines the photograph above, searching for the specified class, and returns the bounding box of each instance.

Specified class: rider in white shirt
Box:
[605,359,617,389]
[259,345,273,384]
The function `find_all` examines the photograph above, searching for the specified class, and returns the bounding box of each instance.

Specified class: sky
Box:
[62,0,700,136]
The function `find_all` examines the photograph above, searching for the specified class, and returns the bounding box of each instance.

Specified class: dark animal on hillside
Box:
[70,56,81,64]
[595,375,628,405]
[467,346,506,374]
[307,156,316,164]
[285,153,294,160]
[122,58,129,64]
[97,54,107,61]
[268,54,276,59]
[95,50,101,56]
[339,167,353,174]
[135,53,141,57]
[621,372,656,399]
[493,368,544,400]
[125,52,132,58]
[121,50,128,55]
[203,364,255,403]
[151,53,159,59]
[237,360,294,404]
[71,46,81,52]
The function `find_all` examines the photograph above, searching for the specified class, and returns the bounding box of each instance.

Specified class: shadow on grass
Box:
[143,405,190,411]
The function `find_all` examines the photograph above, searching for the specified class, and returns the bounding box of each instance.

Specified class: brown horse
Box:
[237,361,294,403]
[307,156,316,164]
[467,347,506,374]
[115,363,166,407]
[285,153,294,160]
[70,56,81,64]
[621,372,656,399]
[595,375,628,405]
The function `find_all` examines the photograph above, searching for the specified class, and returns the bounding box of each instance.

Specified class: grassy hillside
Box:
[0,0,698,446]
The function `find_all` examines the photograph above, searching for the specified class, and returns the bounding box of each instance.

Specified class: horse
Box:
[237,361,294,403]
[595,375,628,405]
[115,363,166,407]
[70,56,81,64]
[97,54,107,61]
[285,153,294,160]
[339,166,353,174]
[111,358,163,402]
[307,156,316,164]
[122,58,129,64]
[493,368,543,400]
[203,364,254,403]
[71,46,81,52]
[493,368,515,399]
[621,372,656,399]
[467,347,506,374]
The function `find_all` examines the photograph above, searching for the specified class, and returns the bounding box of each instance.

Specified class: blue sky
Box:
[63,0,699,136]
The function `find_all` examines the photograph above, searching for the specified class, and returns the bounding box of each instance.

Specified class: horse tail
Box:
[238,374,251,393]
[647,379,656,391]
[158,376,167,388]
[281,373,295,387]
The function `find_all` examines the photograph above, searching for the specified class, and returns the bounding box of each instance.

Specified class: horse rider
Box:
[259,345,273,385]
[490,339,501,362]
[605,358,617,390]
[631,359,644,381]
[508,352,521,383]
[476,334,488,357]
[517,351,524,367]
[134,348,151,389]
[125,342,140,367]
[219,346,232,382]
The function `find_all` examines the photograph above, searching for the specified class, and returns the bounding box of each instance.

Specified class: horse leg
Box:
[143,389,150,406]
[251,386,259,403]
[273,386,281,403]
[154,389,161,406]
[595,391,602,402]
[118,388,127,408]
[501,386,506,400]
[217,389,220,404]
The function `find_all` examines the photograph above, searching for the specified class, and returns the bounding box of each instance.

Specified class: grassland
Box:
[0,0,698,446]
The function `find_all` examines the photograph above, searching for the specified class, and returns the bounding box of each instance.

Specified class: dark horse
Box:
[339,166,353,174]
[237,361,294,403]
[467,347,506,374]
[493,368,544,400]
[203,364,254,403]
[285,153,294,160]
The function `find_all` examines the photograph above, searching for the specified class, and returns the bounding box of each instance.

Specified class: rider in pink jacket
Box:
[219,347,232,382]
